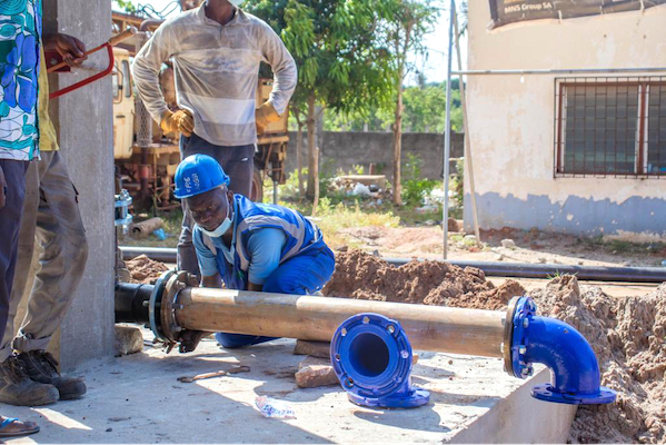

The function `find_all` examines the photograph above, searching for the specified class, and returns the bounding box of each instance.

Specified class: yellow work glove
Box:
[255,101,281,134]
[160,109,194,137]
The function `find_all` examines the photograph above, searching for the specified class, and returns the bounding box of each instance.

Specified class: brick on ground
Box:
[295,356,339,388]
[293,339,330,358]
[114,325,144,357]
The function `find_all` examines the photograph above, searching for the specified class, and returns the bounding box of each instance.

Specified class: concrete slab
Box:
[5,330,575,444]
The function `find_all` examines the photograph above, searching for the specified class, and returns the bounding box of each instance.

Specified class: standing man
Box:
[173,154,335,352]
[132,0,297,280]
[0,32,88,407]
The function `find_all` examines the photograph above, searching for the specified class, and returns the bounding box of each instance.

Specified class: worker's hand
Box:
[0,165,6,210]
[161,109,194,137]
[44,33,87,67]
[255,101,281,134]
[178,329,206,353]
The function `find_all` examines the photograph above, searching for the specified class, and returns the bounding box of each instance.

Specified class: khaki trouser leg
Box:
[6,152,89,354]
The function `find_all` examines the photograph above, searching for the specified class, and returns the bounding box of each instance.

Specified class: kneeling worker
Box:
[173,154,335,352]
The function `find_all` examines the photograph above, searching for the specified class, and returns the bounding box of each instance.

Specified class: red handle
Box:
[49,43,114,100]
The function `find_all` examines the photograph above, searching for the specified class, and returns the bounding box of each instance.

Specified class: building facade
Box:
[465,2,666,240]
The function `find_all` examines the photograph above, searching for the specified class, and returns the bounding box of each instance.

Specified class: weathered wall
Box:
[45,0,115,370]
[284,131,464,180]
[465,3,666,238]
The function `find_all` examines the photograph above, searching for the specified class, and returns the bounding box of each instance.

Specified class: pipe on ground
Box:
[176,282,506,357]
[115,271,616,407]
[118,246,666,283]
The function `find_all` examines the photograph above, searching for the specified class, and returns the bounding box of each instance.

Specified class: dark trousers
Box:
[178,133,255,279]
[0,160,29,347]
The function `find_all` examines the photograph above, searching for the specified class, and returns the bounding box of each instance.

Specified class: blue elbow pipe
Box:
[507,296,616,405]
[330,313,430,408]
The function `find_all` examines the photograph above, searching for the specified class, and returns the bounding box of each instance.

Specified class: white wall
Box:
[465,3,666,239]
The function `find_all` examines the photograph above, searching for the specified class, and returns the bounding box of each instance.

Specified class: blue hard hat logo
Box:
[174,154,230,199]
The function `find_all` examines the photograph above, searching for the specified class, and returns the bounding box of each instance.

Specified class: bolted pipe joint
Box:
[506,296,616,405]
[330,313,430,409]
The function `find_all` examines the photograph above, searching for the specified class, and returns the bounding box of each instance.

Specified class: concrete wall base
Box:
[450,368,577,444]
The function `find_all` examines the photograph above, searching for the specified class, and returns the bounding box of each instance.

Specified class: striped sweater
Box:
[132,3,297,147]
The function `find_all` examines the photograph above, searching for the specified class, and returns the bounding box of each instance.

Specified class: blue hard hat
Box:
[174,154,230,199]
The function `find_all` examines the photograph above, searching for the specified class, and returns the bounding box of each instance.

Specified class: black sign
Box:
[489,0,666,29]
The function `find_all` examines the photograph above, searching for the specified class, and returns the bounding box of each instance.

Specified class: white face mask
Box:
[198,202,233,238]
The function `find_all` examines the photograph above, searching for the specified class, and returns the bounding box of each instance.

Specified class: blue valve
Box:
[330,313,429,409]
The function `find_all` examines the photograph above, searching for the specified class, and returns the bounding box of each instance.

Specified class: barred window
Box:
[555,77,666,177]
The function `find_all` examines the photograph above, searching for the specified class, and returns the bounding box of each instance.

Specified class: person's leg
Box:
[0,159,58,409]
[11,152,87,400]
[262,246,335,295]
[0,161,29,360]
[0,162,38,362]
[215,246,336,349]
[215,144,255,198]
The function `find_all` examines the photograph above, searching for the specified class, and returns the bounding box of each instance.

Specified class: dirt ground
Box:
[323,251,666,444]
[125,255,169,284]
[340,225,666,267]
[125,249,665,444]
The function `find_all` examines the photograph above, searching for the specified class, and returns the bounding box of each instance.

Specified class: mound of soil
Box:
[324,250,666,444]
[529,277,666,444]
[323,249,525,310]
[125,255,170,284]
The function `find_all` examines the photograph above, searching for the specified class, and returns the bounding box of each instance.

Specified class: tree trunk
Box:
[296,121,304,199]
[306,93,317,201]
[392,22,411,207]
[392,82,403,205]
[310,144,319,216]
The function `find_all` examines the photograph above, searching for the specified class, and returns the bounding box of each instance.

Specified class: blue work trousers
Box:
[216,245,336,349]
[0,160,29,344]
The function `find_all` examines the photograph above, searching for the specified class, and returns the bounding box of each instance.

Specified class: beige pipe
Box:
[175,288,506,358]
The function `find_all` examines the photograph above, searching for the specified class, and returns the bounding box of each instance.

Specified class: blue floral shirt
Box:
[0,0,41,161]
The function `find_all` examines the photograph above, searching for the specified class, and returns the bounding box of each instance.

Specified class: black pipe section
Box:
[122,246,176,263]
[115,282,153,323]
[119,246,666,283]
[383,258,666,283]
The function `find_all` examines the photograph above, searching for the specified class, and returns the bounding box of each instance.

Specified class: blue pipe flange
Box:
[148,270,176,343]
[330,313,430,409]
[508,296,616,405]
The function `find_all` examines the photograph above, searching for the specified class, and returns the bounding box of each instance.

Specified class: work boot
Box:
[0,355,59,406]
[17,351,86,400]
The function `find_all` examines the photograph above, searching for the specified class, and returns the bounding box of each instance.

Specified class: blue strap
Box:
[0,418,18,430]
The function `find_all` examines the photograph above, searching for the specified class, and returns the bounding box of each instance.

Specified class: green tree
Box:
[245,0,396,209]
[403,83,462,132]
[321,80,463,133]
[386,0,439,205]
[115,0,137,13]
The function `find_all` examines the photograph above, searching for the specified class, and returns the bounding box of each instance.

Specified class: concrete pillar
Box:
[44,0,115,370]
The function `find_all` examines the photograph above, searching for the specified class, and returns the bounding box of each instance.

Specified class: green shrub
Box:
[401,153,438,207]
